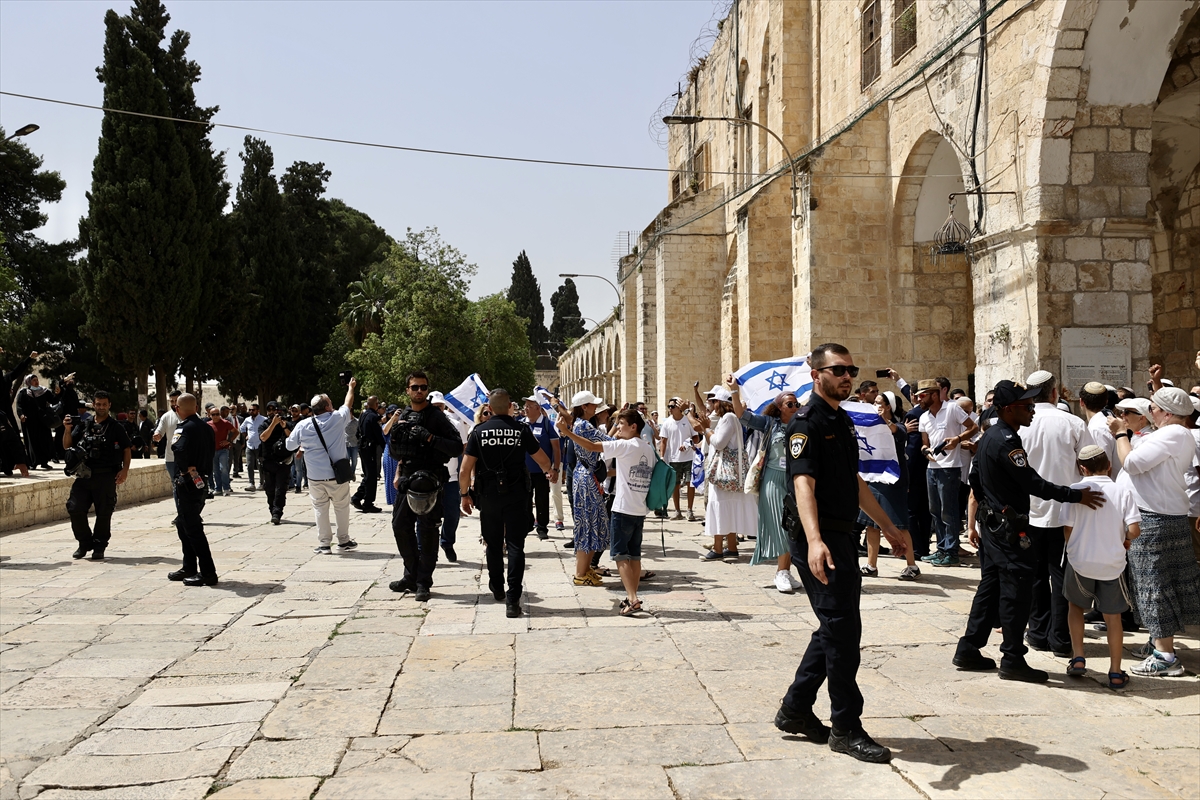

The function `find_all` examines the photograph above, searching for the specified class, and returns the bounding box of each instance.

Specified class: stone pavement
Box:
[1,486,1197,799]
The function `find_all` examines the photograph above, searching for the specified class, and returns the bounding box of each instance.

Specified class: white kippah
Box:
[1077,445,1105,461]
[1027,370,1053,387]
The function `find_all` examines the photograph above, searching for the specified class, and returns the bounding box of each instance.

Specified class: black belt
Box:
[819,517,859,534]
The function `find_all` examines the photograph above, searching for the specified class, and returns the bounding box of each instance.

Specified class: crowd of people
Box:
[5,343,1199,766]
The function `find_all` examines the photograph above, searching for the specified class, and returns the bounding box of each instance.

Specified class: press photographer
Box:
[62,390,132,561]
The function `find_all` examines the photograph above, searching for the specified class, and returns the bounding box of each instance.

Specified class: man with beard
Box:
[258,401,294,525]
[63,390,132,560]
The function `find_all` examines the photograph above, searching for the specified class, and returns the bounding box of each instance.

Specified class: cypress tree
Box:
[78,0,206,402]
[281,161,336,398]
[506,250,547,353]
[548,277,586,353]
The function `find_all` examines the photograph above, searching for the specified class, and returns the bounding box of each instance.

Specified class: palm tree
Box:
[340,271,388,346]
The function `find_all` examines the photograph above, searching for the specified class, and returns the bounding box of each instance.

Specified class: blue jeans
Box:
[926,468,961,555]
[212,449,231,493]
[347,446,358,480]
[291,456,307,489]
[441,480,460,546]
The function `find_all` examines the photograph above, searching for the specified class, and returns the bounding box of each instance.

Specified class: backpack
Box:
[645,447,678,512]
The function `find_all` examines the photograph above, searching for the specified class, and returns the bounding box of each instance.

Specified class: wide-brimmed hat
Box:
[428,391,446,406]
[570,390,603,407]
[915,379,939,394]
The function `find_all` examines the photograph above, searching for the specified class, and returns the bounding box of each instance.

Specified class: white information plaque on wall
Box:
[1061,328,1131,390]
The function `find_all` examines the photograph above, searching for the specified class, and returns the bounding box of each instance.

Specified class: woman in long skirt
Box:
[696,388,757,562]
[564,392,610,585]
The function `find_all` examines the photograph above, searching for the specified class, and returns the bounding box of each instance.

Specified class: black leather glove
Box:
[408,424,432,443]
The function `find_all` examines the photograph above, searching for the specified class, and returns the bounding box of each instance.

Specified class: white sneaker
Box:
[774,570,795,593]
[1130,652,1185,677]
[786,571,803,591]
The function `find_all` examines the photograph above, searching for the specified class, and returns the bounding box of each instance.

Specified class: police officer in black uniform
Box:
[258,401,293,525]
[952,379,1105,682]
[387,371,464,602]
[774,343,907,764]
[169,393,219,586]
[351,395,385,513]
[460,388,550,618]
[62,390,132,561]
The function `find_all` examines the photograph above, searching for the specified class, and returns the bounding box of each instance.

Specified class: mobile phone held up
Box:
[338,371,353,386]
[876,369,889,378]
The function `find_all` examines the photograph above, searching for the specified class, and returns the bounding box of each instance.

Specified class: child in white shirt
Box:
[1061,445,1141,689]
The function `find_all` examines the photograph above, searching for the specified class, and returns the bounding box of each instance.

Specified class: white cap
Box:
[1115,397,1150,417]
[1027,370,1054,387]
[708,387,733,402]
[1151,387,1193,417]
[704,384,725,399]
[1104,384,1116,392]
[428,391,445,406]
[1161,379,1175,387]
[570,390,603,407]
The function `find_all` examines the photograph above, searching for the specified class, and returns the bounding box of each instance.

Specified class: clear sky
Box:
[0,0,719,331]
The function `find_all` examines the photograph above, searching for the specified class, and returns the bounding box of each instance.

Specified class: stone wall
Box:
[0,460,173,534]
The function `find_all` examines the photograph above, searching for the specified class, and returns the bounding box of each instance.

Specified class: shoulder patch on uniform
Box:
[1008,449,1028,468]
[789,433,808,458]
[796,405,814,419]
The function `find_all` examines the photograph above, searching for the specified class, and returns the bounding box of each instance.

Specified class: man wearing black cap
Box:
[952,379,1105,682]
[258,401,293,525]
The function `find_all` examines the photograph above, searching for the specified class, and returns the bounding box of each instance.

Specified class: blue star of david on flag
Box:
[444,373,491,424]
[843,401,900,484]
[765,370,789,392]
[732,356,815,414]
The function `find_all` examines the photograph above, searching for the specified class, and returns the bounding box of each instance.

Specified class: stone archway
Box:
[892,131,975,388]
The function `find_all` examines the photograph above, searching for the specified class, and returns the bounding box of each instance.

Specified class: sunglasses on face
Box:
[481,410,491,417]
[782,401,800,408]
[816,365,860,378]
[409,384,429,391]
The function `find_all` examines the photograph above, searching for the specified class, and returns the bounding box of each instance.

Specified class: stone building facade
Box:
[560,0,1200,409]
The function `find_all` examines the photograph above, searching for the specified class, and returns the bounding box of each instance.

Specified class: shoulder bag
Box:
[312,415,353,484]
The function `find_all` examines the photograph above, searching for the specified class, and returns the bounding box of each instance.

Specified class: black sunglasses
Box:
[409,384,429,391]
[816,365,860,378]
[782,401,800,408]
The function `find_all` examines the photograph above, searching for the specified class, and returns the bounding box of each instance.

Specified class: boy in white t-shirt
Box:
[557,409,655,616]
[1061,445,1141,689]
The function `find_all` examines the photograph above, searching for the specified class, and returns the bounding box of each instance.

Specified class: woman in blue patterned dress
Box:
[382,404,400,506]
[565,391,610,586]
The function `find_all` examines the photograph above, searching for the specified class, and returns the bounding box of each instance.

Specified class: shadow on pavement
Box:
[881,736,1088,791]
[0,560,72,571]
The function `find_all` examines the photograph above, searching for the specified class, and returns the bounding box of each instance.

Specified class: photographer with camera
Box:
[386,371,464,602]
[169,393,218,585]
[62,390,132,560]
[461,388,550,618]
[952,379,1105,683]
[286,379,358,554]
[351,391,385,514]
[258,401,294,525]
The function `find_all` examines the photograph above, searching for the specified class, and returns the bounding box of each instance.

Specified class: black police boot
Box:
[351,496,362,510]
[829,727,891,763]
[999,663,1049,683]
[492,587,506,602]
[773,704,830,743]
[952,650,997,671]
[389,578,416,593]
[443,544,458,562]
[90,548,106,561]
[182,574,218,587]
[506,599,522,618]
[167,569,197,581]
[72,546,90,559]
[414,588,431,602]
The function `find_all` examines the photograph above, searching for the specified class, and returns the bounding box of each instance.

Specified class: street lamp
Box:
[558,273,622,319]
[565,315,601,328]
[662,114,798,218]
[5,124,39,141]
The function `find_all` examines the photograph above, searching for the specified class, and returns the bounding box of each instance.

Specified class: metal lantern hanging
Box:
[932,195,972,258]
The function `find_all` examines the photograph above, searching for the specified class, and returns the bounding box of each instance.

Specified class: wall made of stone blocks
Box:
[0,460,173,534]
[656,229,726,408]
[1153,163,1200,381]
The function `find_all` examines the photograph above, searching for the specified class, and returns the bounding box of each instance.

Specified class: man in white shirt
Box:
[286,379,357,554]
[1020,371,1093,657]
[151,389,183,519]
[658,397,700,521]
[1080,382,1118,478]
[239,403,265,492]
[917,379,978,566]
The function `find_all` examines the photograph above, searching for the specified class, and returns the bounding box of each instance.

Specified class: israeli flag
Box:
[534,386,558,421]
[842,401,901,484]
[444,373,490,425]
[733,355,815,414]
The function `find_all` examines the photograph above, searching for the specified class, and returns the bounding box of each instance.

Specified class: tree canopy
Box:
[548,277,586,354]
[506,250,547,354]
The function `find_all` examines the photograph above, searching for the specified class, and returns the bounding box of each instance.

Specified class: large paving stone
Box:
[295,656,400,689]
[473,766,675,800]
[226,738,348,780]
[400,731,540,772]
[376,702,513,736]
[385,670,512,708]
[402,634,513,671]
[319,632,413,658]
[668,756,923,799]
[260,689,390,739]
[131,681,290,707]
[41,657,176,679]
[893,746,1100,798]
[315,771,473,800]
[72,723,259,755]
[0,677,141,709]
[208,777,322,800]
[0,708,104,759]
[516,628,688,675]
[540,724,743,768]
[337,614,425,636]
[0,641,87,670]
[514,670,722,731]
[34,777,212,799]
[103,701,275,730]
[23,748,233,788]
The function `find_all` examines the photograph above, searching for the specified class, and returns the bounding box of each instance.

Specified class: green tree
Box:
[327,199,391,293]
[78,0,212,405]
[227,136,298,403]
[340,271,388,347]
[548,277,586,355]
[505,250,547,353]
[468,293,536,398]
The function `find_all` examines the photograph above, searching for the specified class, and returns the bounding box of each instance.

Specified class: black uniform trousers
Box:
[261,462,291,517]
[530,472,550,533]
[907,461,932,558]
[176,495,216,578]
[353,446,382,507]
[393,485,444,590]
[479,490,532,601]
[67,470,118,549]
[782,530,864,732]
[1027,525,1070,652]
[957,528,1037,669]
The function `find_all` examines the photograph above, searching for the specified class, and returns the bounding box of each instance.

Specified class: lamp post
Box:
[558,273,622,320]
[564,315,601,328]
[5,124,39,141]
[662,114,798,218]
